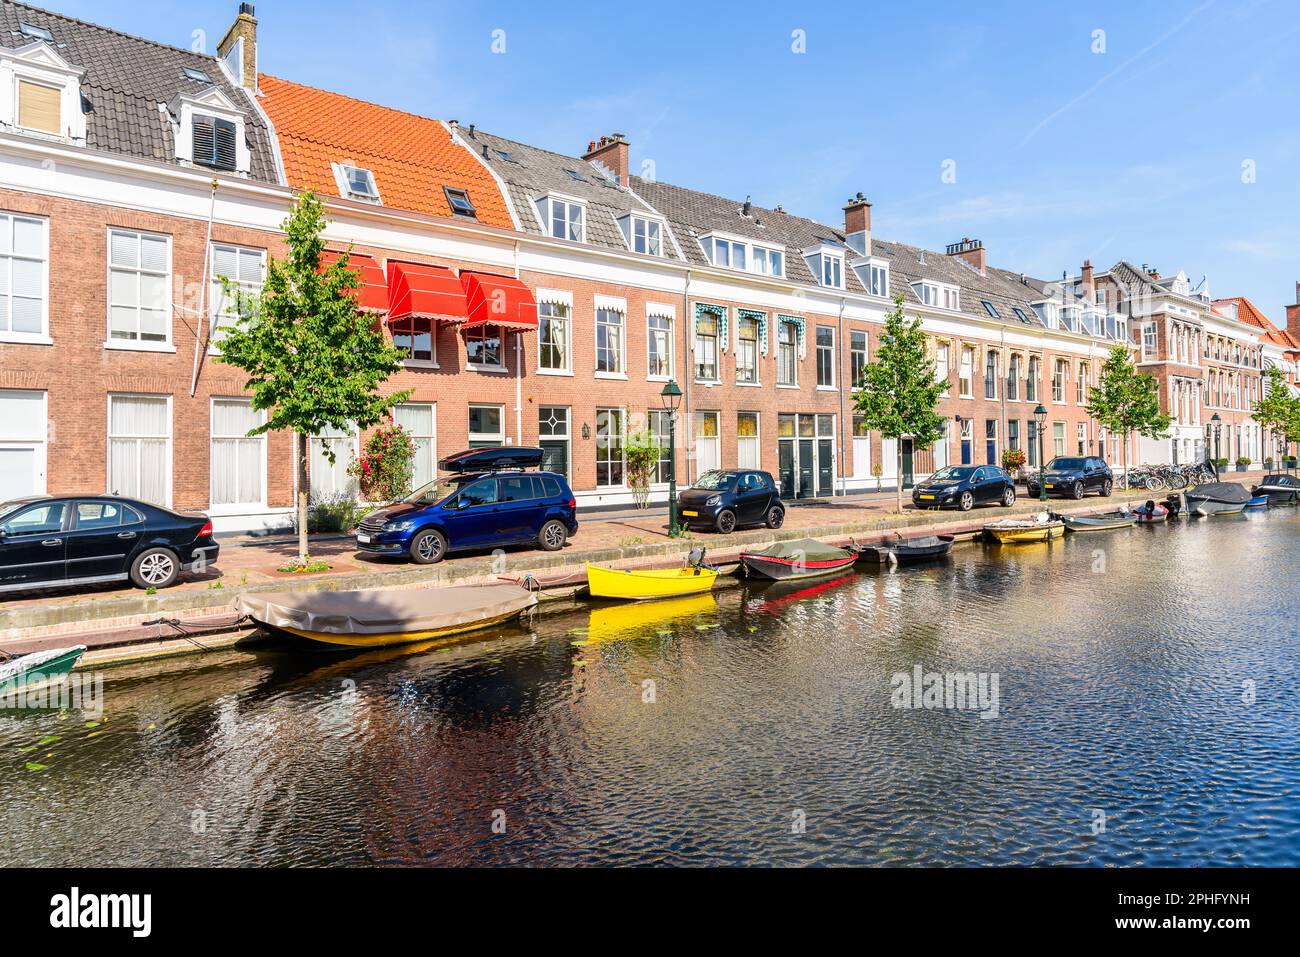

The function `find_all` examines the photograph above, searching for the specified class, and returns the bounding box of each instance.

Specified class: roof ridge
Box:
[259,73,447,128]
[470,128,596,167]
[5,0,222,63]
[632,174,840,236]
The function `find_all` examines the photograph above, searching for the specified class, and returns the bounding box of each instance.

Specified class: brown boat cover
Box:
[234,583,536,636]
[741,538,853,561]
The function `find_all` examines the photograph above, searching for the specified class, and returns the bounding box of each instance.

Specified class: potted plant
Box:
[1001,448,1026,478]
[871,462,883,492]
[1216,457,1230,469]
[1235,455,1250,472]
[624,429,662,510]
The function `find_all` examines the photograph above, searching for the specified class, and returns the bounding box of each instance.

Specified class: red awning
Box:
[320,251,388,314]
[460,271,538,330]
[386,261,469,324]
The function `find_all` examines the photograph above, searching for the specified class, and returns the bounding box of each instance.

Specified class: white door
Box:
[881,437,898,479]
[0,390,47,499]
[933,421,950,471]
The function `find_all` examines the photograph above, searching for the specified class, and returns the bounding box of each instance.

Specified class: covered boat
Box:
[0,645,86,696]
[739,538,856,581]
[984,514,1065,543]
[1251,474,1300,507]
[1063,512,1137,532]
[586,559,718,601]
[852,534,953,564]
[1184,481,1251,517]
[235,583,537,648]
[1132,500,1169,523]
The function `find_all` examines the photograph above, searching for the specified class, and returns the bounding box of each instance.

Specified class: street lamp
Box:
[1033,403,1048,502]
[1211,413,1222,474]
[660,379,684,537]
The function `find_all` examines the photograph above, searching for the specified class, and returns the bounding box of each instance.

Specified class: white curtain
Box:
[394,404,435,490]
[109,396,169,504]
[311,425,356,500]
[211,399,264,506]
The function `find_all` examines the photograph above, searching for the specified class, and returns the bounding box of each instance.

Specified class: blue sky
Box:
[63,0,1300,319]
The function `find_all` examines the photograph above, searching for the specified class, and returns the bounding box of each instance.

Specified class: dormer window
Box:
[619,213,663,256]
[1,38,86,144]
[914,281,958,310]
[332,163,380,202]
[192,114,237,171]
[536,194,586,242]
[16,79,60,135]
[703,235,747,269]
[751,244,783,277]
[1061,307,1080,332]
[443,187,476,219]
[18,22,54,43]
[804,244,844,289]
[170,88,249,175]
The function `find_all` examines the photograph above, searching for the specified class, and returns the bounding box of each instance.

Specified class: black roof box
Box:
[438,446,545,474]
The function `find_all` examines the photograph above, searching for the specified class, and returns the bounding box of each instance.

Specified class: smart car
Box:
[676,469,785,533]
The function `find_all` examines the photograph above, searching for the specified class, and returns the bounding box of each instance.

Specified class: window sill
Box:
[0,334,53,346]
[468,364,508,374]
[776,383,800,390]
[817,385,838,393]
[647,374,673,383]
[694,379,720,387]
[103,340,177,354]
[595,371,628,381]
[403,359,441,370]
[537,368,574,377]
[735,380,763,388]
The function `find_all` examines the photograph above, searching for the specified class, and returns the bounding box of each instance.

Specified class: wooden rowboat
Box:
[852,534,954,563]
[1062,513,1137,532]
[586,562,718,601]
[740,538,857,581]
[0,645,87,697]
[984,516,1065,543]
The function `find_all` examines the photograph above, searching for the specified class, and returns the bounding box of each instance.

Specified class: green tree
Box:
[1084,344,1171,482]
[852,294,946,512]
[216,191,410,563]
[624,428,663,510]
[1254,366,1296,463]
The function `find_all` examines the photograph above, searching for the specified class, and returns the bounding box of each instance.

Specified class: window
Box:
[943,285,960,310]
[627,215,662,256]
[1008,419,1020,452]
[309,424,356,500]
[493,149,513,162]
[703,235,747,270]
[542,196,585,241]
[917,282,939,306]
[737,315,759,384]
[443,187,476,219]
[338,164,379,201]
[1053,422,1066,458]
[959,346,973,397]
[1052,359,1068,402]
[0,501,64,538]
[18,21,54,42]
[935,342,949,396]
[867,261,889,297]
[183,67,212,83]
[392,317,434,364]
[1027,421,1038,467]
[694,313,719,382]
[210,243,264,344]
[595,408,625,487]
[820,254,843,289]
[210,398,265,507]
[538,299,570,372]
[563,168,586,183]
[1026,356,1040,402]
[695,411,720,473]
[538,406,570,478]
[192,114,237,171]
[596,301,625,374]
[108,395,170,506]
[737,412,760,470]
[1007,354,1021,401]
[981,300,1000,319]
[0,389,47,499]
[850,330,868,387]
[1077,422,1087,455]
[108,229,170,345]
[395,403,436,491]
[1142,323,1157,359]
[17,79,60,135]
[984,351,998,399]
[1076,363,1089,404]
[0,212,46,341]
[1012,307,1033,324]
[648,310,673,379]
[777,320,797,386]
[648,410,673,483]
[816,325,835,388]
[752,245,784,277]
[466,324,503,368]
[468,404,504,447]
[985,420,998,464]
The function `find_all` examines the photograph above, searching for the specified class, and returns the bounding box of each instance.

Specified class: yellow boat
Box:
[586,561,719,601]
[984,517,1066,544]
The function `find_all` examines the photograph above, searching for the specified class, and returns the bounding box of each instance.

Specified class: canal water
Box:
[3,510,1297,866]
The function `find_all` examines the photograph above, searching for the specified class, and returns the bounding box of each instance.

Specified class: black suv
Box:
[677,469,785,533]
[1027,456,1114,499]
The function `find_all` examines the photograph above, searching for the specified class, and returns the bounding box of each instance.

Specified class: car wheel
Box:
[958,491,974,512]
[765,506,785,529]
[715,509,737,534]
[130,547,179,589]
[1071,481,1085,500]
[538,519,568,552]
[1002,487,1016,507]
[409,528,447,565]
[1101,478,1113,497]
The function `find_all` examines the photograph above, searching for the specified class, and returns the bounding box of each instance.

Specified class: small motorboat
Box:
[739,538,857,581]
[235,583,537,648]
[586,548,718,601]
[851,534,954,564]
[1132,500,1169,523]
[1251,474,1300,506]
[0,645,87,697]
[984,513,1065,543]
[1185,481,1251,517]
[1062,512,1137,532]
[1245,495,1269,509]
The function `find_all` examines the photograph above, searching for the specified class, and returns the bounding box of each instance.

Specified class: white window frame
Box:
[0,41,87,144]
[815,324,836,390]
[737,411,761,470]
[106,393,172,507]
[105,227,174,353]
[208,396,267,512]
[736,313,761,386]
[468,403,506,446]
[777,319,798,387]
[594,406,627,488]
[537,193,587,242]
[208,242,266,351]
[816,251,844,289]
[594,295,627,378]
[307,425,358,501]
[536,289,573,375]
[935,342,950,397]
[700,233,748,271]
[646,304,675,381]
[867,260,889,297]
[0,211,49,344]
[620,213,664,257]
[465,323,506,372]
[694,410,721,474]
[538,405,572,479]
[395,402,437,491]
[959,346,974,398]
[751,243,784,278]
[169,88,250,175]
[331,162,381,204]
[0,389,47,497]
[694,312,721,384]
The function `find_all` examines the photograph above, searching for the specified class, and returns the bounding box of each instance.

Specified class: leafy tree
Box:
[624,428,662,510]
[852,294,946,512]
[1084,344,1171,482]
[216,191,410,563]
[1254,366,1298,463]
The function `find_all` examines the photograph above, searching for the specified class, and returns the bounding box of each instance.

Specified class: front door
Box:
[960,421,973,465]
[817,439,834,496]
[901,439,915,490]
[778,441,795,499]
[798,439,815,498]
[0,500,68,590]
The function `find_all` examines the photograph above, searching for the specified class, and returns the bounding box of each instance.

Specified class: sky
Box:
[56,0,1300,320]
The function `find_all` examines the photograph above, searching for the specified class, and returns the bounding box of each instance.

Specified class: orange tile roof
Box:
[257,74,514,230]
[1215,296,1300,351]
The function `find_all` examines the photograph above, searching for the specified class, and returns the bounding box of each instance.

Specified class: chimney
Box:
[583,133,628,185]
[843,194,872,256]
[218,3,258,92]
[946,237,985,276]
[1080,259,1095,304]
[1286,282,1300,340]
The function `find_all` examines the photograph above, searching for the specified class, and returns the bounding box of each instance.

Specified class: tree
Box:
[1084,344,1171,482]
[852,294,946,512]
[216,191,411,564]
[624,428,662,510]
[1253,366,1297,463]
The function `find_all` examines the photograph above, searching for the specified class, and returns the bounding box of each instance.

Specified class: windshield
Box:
[691,470,737,491]
[402,479,458,505]
[1047,457,1086,471]
[929,467,976,482]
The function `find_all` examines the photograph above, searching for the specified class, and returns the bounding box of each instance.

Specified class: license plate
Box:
[356,534,371,544]
[1045,484,1054,489]
[681,510,698,517]
[919,494,935,500]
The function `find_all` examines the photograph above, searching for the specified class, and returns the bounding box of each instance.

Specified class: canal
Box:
[3,510,1297,866]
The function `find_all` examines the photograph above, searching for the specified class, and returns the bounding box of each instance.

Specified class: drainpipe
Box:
[682,269,692,484]
[189,178,219,397]
[999,327,1007,468]
[838,296,846,496]
[513,239,522,445]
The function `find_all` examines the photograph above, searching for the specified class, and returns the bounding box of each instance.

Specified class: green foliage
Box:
[278,556,331,575]
[348,422,417,501]
[1255,366,1300,459]
[1001,448,1027,472]
[215,191,411,443]
[304,493,366,534]
[1084,345,1172,473]
[624,428,663,509]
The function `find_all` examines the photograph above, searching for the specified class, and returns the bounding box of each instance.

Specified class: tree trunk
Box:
[1122,429,1129,489]
[297,432,310,562]
[895,441,903,513]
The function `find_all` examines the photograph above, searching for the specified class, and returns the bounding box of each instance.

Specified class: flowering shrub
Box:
[1001,448,1027,472]
[348,423,417,501]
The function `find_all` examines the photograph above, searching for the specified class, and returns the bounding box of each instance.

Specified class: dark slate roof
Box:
[0,1,279,183]
[462,127,680,256]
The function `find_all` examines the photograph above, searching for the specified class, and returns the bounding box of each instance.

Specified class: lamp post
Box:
[1211,413,1222,475]
[1034,403,1048,502]
[660,379,684,537]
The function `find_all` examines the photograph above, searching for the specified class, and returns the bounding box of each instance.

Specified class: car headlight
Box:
[705,495,721,507]
[382,520,413,532]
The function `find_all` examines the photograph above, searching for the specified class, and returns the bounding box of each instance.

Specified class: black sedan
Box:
[912,465,1016,511]
[0,495,219,594]
[677,469,785,533]
[1026,456,1113,499]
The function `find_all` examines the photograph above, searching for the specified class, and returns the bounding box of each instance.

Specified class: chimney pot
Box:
[946,236,986,276]
[843,195,872,256]
[583,134,628,184]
